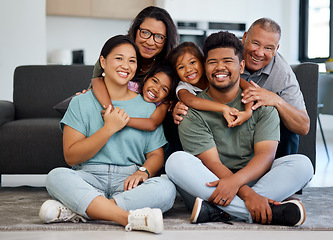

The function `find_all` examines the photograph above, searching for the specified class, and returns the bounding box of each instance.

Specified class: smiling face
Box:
[205,47,245,92]
[135,17,167,60]
[242,25,280,73]
[176,51,204,87]
[142,71,171,103]
[100,43,137,87]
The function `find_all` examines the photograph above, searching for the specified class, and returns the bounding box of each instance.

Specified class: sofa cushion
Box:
[13,65,93,119]
[53,95,75,115]
[0,118,69,174]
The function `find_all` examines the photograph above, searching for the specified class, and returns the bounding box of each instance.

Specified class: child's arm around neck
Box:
[178,83,253,127]
[126,102,169,131]
[91,77,114,109]
[228,78,254,127]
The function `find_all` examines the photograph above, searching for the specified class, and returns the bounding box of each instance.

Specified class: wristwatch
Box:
[139,167,150,178]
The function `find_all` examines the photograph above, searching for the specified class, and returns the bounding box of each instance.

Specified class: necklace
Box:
[140,57,156,73]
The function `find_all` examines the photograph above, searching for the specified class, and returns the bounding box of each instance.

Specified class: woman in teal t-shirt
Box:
[38,35,176,234]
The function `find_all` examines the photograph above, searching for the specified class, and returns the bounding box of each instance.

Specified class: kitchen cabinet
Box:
[46,0,91,17]
[46,0,155,20]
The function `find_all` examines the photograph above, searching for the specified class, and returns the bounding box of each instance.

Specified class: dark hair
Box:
[247,18,281,39]
[100,35,142,78]
[139,61,178,103]
[168,41,204,74]
[203,31,244,62]
[127,6,179,62]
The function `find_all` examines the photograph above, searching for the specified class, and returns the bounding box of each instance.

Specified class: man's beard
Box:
[209,76,238,92]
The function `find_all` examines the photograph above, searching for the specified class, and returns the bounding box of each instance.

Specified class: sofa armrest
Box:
[0,100,15,126]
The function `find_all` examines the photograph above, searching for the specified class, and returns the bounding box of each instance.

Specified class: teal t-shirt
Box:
[179,88,280,171]
[60,90,167,166]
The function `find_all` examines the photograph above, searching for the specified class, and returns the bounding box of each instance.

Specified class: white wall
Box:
[0,0,46,101]
[46,16,131,65]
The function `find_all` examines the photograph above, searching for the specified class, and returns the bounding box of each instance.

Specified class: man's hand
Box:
[242,191,280,224]
[207,176,241,207]
[172,101,188,125]
[241,81,279,110]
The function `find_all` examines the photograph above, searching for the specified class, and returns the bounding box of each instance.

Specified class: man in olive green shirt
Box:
[165,31,313,226]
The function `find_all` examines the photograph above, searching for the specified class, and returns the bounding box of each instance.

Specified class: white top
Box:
[176,81,203,100]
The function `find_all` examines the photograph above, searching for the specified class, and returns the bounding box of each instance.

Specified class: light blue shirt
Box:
[60,90,167,166]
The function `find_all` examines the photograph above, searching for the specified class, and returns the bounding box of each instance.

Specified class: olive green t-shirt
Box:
[178,88,280,171]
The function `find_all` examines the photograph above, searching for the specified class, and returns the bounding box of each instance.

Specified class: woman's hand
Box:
[123,171,148,191]
[75,89,90,96]
[103,105,129,134]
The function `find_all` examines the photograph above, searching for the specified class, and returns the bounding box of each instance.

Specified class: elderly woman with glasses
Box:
[92,6,179,80]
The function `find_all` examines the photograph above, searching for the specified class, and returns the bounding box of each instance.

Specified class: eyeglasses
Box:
[138,28,167,44]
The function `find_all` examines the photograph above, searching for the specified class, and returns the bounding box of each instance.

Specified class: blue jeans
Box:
[46,164,176,218]
[165,151,314,223]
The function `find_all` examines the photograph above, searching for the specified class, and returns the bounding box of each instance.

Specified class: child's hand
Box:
[103,105,129,133]
[164,100,173,112]
[228,110,252,127]
[101,105,112,118]
[222,107,238,127]
[75,89,90,96]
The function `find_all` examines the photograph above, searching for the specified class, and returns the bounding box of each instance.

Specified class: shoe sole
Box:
[190,197,203,223]
[282,199,306,226]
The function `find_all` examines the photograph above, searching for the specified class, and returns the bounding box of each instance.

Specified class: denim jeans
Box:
[165,151,314,223]
[46,164,176,218]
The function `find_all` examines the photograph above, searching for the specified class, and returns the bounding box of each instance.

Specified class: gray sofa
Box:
[0,65,94,184]
[291,63,318,171]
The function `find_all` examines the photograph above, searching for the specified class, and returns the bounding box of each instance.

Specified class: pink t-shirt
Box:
[128,81,139,93]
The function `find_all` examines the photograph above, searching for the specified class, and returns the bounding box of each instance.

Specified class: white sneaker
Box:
[39,199,87,223]
[125,208,163,234]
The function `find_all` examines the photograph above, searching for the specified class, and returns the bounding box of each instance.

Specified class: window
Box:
[299,0,331,62]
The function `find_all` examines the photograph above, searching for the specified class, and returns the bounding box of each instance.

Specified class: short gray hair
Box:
[247,18,281,40]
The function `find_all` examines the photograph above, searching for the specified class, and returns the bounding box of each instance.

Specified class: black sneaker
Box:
[190,197,232,224]
[271,200,306,226]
